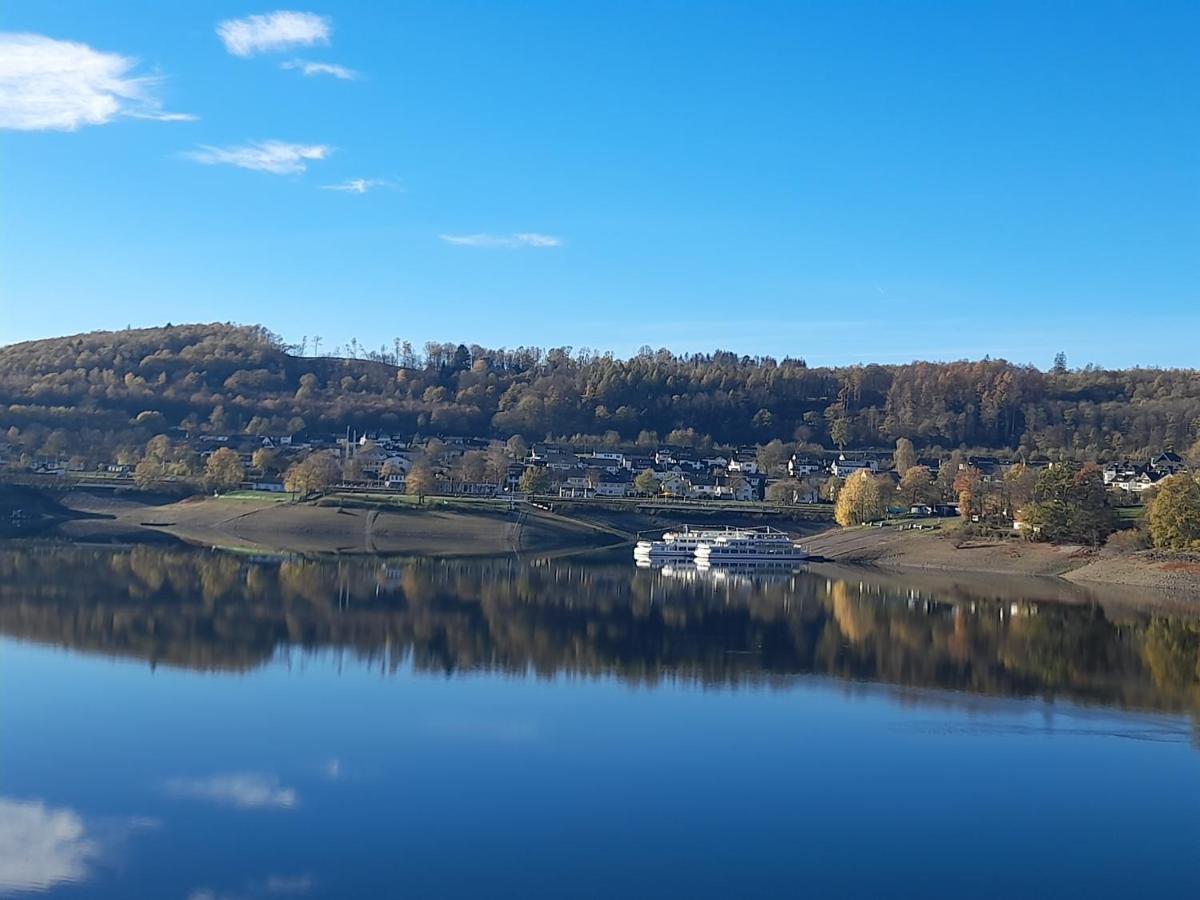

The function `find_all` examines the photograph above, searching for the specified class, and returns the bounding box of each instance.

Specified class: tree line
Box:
[2,322,1199,466]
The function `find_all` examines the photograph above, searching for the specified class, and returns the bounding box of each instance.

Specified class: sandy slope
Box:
[802,523,1200,598]
[57,494,607,557]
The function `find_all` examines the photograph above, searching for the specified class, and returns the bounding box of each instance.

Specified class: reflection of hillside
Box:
[1,545,1198,714]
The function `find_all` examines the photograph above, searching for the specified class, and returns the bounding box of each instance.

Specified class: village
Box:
[10,426,1189,518]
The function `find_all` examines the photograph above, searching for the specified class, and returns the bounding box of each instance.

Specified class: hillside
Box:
[2,322,1199,465]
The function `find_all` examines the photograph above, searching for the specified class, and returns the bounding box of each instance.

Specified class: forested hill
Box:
[2,322,1199,462]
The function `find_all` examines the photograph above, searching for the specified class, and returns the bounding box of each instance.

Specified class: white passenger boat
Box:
[693,527,808,565]
[633,525,750,560]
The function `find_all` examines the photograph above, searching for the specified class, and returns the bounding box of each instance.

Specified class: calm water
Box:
[1,545,1198,899]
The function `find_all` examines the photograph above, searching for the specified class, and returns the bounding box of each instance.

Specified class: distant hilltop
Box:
[1,322,1198,464]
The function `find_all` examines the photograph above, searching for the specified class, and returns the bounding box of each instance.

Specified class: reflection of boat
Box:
[636,558,805,583]
[694,527,808,565]
[634,525,750,560]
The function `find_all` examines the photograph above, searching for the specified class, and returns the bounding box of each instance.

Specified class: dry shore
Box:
[51,491,612,557]
[9,486,1199,601]
[802,523,1200,599]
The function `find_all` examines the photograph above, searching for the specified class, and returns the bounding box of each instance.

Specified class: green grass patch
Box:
[216,490,293,502]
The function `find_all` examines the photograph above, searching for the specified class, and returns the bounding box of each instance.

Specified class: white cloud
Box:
[0,798,155,893]
[217,12,330,57]
[281,59,357,80]
[439,233,562,249]
[0,33,194,131]
[164,773,298,809]
[184,140,331,175]
[320,177,397,194]
[0,798,98,892]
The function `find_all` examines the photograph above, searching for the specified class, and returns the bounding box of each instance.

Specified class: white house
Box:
[788,456,823,478]
[728,459,759,474]
[831,454,879,478]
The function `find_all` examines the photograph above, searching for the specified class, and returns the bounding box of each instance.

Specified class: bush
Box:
[1105,528,1150,552]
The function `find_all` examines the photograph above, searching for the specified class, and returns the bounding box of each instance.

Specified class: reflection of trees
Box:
[1,545,1199,715]
[1141,620,1200,702]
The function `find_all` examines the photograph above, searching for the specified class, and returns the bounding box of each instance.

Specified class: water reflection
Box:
[0,798,157,895]
[1,544,1198,717]
[0,798,99,893]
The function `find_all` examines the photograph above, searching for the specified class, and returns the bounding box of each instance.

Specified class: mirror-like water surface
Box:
[2,545,1198,898]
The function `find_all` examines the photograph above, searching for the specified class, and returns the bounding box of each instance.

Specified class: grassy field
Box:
[1115,505,1145,524]
[216,490,294,502]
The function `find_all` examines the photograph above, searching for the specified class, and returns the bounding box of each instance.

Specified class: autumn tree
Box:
[665,427,697,447]
[936,451,964,500]
[830,418,851,451]
[145,435,173,466]
[455,450,488,484]
[953,466,983,520]
[519,466,551,496]
[283,452,339,497]
[822,475,844,502]
[251,448,281,477]
[405,461,436,503]
[204,447,245,492]
[1003,463,1037,510]
[505,435,528,461]
[342,456,363,482]
[898,465,934,507]
[1146,474,1200,550]
[485,443,510,484]
[133,458,165,489]
[424,438,447,468]
[634,468,659,497]
[766,479,806,505]
[893,437,917,476]
[835,470,885,526]
[756,439,790,476]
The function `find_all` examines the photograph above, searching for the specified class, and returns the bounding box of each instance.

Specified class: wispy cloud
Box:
[266,874,315,894]
[439,233,562,249]
[281,59,357,80]
[163,773,298,810]
[184,140,331,175]
[187,873,314,900]
[0,33,195,131]
[320,177,397,194]
[217,11,330,57]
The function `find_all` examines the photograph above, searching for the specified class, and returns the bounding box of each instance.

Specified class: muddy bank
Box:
[802,523,1200,599]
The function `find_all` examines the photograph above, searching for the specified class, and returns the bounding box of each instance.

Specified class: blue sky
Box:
[2,1,1197,367]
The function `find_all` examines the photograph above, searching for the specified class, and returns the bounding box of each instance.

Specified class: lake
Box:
[1,544,1198,898]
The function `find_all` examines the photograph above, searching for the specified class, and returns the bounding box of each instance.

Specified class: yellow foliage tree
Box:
[283,451,339,496]
[835,470,885,526]
[405,461,436,503]
[204,447,245,492]
[1147,473,1200,550]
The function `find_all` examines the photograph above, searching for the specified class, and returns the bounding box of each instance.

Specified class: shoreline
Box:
[801,523,1200,600]
[5,485,1199,602]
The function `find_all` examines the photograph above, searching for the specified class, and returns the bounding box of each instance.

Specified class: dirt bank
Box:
[803,523,1200,599]
[48,491,613,557]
